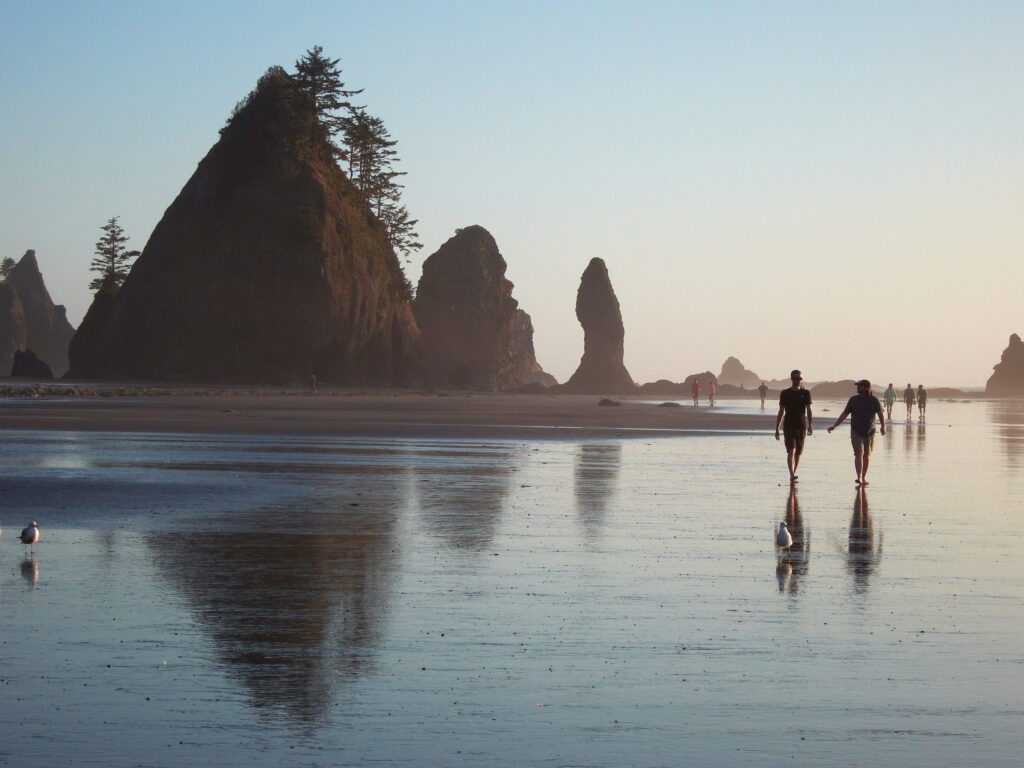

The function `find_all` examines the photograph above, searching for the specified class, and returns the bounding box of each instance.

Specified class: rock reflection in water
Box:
[146,492,402,723]
[574,442,621,539]
[847,487,882,593]
[414,444,517,549]
[776,486,810,594]
[990,400,1024,467]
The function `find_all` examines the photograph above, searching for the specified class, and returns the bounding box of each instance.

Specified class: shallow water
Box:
[1,400,1023,766]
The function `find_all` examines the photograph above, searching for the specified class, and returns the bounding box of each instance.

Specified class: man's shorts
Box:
[783,421,806,453]
[851,431,875,456]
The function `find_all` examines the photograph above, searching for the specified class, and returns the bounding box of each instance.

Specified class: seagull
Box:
[19,521,39,553]
[776,521,792,554]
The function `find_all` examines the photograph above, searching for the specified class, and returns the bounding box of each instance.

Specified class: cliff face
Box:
[68,69,419,385]
[986,333,1024,395]
[1,250,75,376]
[510,310,557,387]
[413,226,549,390]
[564,258,636,394]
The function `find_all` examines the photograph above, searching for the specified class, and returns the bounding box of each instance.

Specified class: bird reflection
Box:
[776,486,809,594]
[147,488,404,723]
[574,443,622,539]
[847,486,882,592]
[20,557,39,587]
[414,445,516,549]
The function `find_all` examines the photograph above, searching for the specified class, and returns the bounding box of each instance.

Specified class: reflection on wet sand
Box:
[990,400,1024,467]
[147,487,404,723]
[574,443,622,539]
[414,445,517,549]
[847,487,882,593]
[20,557,38,587]
[776,486,809,594]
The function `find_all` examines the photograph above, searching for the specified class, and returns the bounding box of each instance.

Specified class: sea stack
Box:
[986,333,1024,395]
[1,250,75,377]
[67,67,419,385]
[564,257,636,394]
[412,226,550,389]
[718,356,761,389]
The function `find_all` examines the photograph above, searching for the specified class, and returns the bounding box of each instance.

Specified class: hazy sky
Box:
[2,1,1021,387]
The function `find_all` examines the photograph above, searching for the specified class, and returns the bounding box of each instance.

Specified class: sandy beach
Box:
[0,388,774,439]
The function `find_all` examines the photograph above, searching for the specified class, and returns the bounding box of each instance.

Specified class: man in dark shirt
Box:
[828,379,887,485]
[775,369,813,484]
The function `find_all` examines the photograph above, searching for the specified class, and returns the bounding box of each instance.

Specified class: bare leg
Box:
[854,453,863,484]
[788,449,800,482]
[861,453,870,485]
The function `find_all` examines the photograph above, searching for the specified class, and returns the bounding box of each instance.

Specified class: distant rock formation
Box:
[986,333,1024,395]
[11,349,53,379]
[683,371,718,389]
[67,68,418,385]
[564,258,636,394]
[510,310,557,387]
[412,226,552,390]
[718,356,761,389]
[0,250,75,377]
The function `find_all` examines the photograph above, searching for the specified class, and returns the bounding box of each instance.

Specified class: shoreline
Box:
[0,387,779,440]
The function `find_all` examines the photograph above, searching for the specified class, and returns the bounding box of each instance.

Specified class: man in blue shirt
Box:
[827,379,887,486]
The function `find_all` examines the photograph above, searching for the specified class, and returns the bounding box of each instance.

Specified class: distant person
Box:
[917,384,928,420]
[883,383,896,420]
[758,381,769,408]
[775,370,813,484]
[708,379,716,407]
[691,378,701,406]
[903,383,915,421]
[827,379,886,486]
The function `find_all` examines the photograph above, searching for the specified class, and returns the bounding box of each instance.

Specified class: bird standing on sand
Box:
[776,521,792,554]
[19,521,39,553]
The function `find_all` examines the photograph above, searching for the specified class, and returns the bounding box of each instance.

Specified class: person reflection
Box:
[414,444,516,549]
[574,442,622,540]
[147,486,404,723]
[776,485,809,594]
[847,486,882,593]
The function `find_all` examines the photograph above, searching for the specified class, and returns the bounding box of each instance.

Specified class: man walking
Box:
[828,379,887,486]
[775,370,813,484]
[903,383,915,421]
[883,382,896,420]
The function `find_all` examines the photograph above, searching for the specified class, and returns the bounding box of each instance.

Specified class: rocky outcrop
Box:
[718,356,761,389]
[412,226,552,390]
[11,349,53,379]
[67,67,419,385]
[564,258,635,394]
[986,333,1024,395]
[1,250,75,377]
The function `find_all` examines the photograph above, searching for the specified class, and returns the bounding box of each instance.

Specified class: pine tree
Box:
[292,45,363,154]
[0,256,14,279]
[89,217,139,292]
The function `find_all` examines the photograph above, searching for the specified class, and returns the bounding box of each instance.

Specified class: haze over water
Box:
[2,399,1023,765]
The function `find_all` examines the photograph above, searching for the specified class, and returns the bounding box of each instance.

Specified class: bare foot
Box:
[861,480,869,486]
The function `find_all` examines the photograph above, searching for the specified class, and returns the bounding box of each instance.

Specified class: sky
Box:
[2,0,1022,388]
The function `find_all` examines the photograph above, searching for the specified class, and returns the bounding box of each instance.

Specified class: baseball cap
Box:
[790,370,802,379]
[856,379,870,387]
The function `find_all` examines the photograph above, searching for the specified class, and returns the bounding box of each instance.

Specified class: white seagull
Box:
[776,521,792,553]
[19,521,39,553]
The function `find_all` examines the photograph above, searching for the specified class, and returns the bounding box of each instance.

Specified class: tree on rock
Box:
[1,256,14,279]
[292,45,363,152]
[89,217,139,291]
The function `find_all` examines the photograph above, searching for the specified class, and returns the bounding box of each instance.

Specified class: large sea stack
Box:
[564,258,636,394]
[986,333,1024,396]
[718,356,761,389]
[68,68,419,385]
[412,226,550,389]
[1,250,75,377]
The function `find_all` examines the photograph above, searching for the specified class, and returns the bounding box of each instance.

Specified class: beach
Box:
[2,394,1023,766]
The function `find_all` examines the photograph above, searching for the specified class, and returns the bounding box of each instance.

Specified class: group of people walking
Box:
[774,371,928,487]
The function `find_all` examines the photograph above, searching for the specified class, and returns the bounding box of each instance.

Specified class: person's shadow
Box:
[776,485,810,593]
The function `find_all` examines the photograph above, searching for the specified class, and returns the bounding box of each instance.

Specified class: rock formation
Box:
[11,349,53,379]
[986,333,1024,395]
[564,258,636,394]
[68,67,419,385]
[718,356,761,389]
[1,250,75,377]
[412,226,552,390]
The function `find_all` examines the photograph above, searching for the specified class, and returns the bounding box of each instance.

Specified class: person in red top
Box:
[708,379,716,406]
[775,370,813,484]
[691,378,701,406]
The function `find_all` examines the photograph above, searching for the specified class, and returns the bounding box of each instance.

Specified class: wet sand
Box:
[0,390,773,438]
